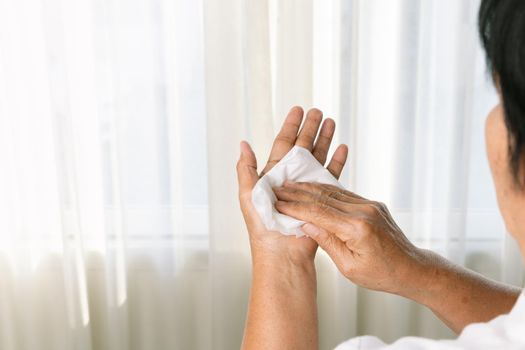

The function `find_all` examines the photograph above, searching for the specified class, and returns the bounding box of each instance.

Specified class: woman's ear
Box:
[485,105,507,172]
[486,104,525,244]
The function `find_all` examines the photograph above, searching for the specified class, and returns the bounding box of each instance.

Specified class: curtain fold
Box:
[0,0,524,349]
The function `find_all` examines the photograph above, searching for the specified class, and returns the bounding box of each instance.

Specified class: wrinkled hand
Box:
[273,182,426,294]
[236,107,348,264]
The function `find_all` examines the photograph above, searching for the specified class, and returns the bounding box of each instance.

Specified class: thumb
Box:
[236,141,259,196]
[302,223,352,275]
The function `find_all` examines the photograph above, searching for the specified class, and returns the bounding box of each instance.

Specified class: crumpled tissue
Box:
[251,146,343,237]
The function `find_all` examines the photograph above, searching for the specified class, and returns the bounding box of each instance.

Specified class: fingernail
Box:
[302,223,321,237]
[272,186,283,191]
[283,180,295,186]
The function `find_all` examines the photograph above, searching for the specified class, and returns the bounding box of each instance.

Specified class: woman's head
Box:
[480,0,525,248]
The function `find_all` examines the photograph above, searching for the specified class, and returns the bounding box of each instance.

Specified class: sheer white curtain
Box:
[0,0,524,349]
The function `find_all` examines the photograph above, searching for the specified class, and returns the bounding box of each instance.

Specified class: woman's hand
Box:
[273,181,523,333]
[273,181,427,295]
[236,107,348,264]
[238,107,348,350]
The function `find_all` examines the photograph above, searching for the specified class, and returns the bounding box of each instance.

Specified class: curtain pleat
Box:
[203,0,251,348]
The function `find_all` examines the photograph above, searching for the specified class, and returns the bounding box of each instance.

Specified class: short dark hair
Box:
[479,0,525,187]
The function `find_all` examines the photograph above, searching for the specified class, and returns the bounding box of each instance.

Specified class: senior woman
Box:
[236,0,525,348]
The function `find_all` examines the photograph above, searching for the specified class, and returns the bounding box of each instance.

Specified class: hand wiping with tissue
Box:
[251,146,343,236]
[236,106,348,263]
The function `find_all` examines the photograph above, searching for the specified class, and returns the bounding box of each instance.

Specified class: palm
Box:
[237,107,348,261]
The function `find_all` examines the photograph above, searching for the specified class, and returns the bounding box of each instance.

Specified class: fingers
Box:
[274,199,349,234]
[312,118,335,165]
[302,223,353,273]
[282,181,368,202]
[273,186,363,212]
[260,106,304,176]
[236,141,259,197]
[326,144,348,179]
[295,108,323,151]
[261,107,346,179]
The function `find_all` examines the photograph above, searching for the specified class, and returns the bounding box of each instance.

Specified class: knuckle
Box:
[282,187,303,199]
[304,182,318,193]
[327,189,344,201]
[315,134,330,147]
[307,203,319,219]
[291,181,306,189]
[318,188,330,198]
[364,202,386,216]
[352,217,370,232]
[285,187,297,195]
[303,134,316,142]
[312,194,324,206]
[318,198,331,212]
[361,204,378,216]
[310,200,330,220]
[281,187,307,198]
[275,134,295,144]
[373,201,387,211]
[378,202,389,214]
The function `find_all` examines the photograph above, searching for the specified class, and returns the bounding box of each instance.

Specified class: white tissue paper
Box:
[251,145,343,237]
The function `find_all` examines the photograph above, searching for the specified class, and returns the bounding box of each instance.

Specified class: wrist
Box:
[395,248,450,306]
[251,249,317,296]
[251,246,316,271]
[249,237,317,267]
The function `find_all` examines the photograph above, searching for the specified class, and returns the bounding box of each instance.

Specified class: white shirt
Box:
[335,291,525,350]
